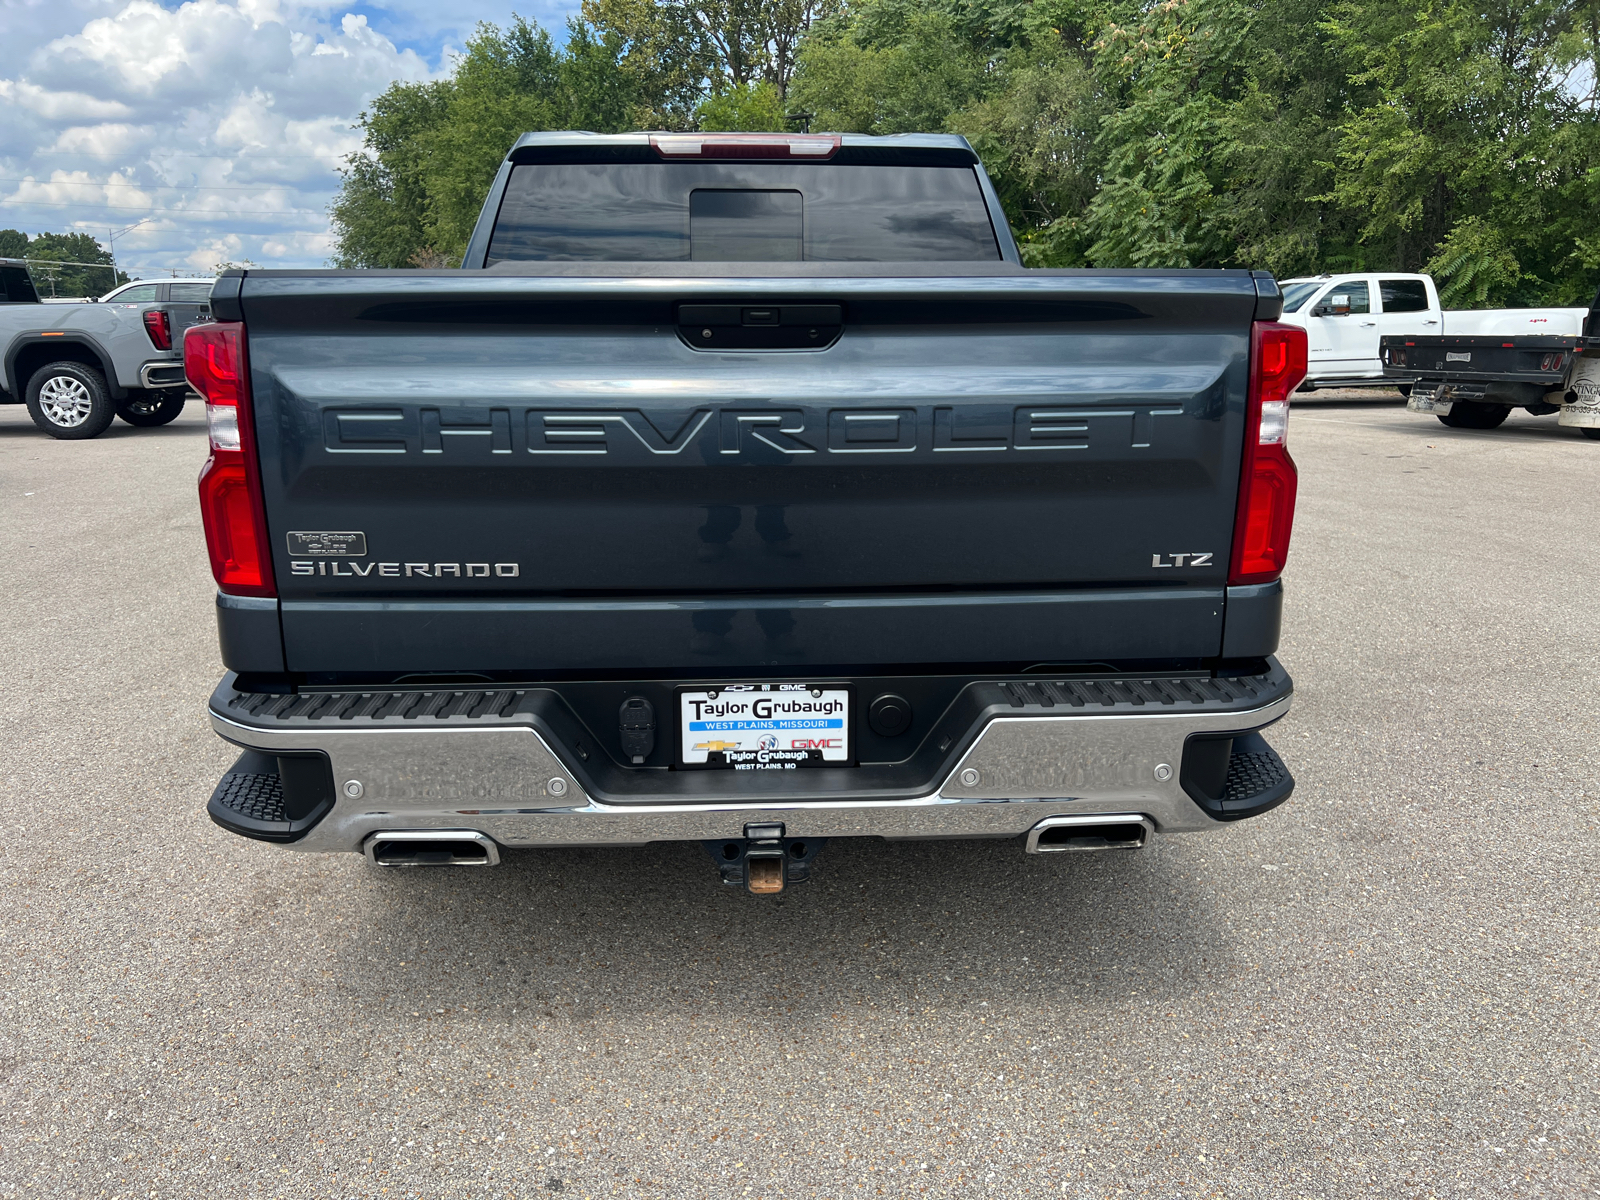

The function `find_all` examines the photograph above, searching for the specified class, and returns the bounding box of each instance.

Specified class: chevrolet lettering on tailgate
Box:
[320,405,1189,458]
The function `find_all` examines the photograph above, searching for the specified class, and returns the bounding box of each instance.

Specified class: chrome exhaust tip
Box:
[1025,814,1154,854]
[363,830,500,867]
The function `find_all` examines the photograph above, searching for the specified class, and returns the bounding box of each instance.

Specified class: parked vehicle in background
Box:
[102,278,217,305]
[194,131,1305,893]
[1381,289,1600,437]
[0,259,210,439]
[1277,272,1587,392]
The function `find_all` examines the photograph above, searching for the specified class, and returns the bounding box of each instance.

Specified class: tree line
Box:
[0,229,128,297]
[330,0,1600,306]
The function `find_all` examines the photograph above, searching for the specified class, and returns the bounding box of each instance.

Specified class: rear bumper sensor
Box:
[204,664,1294,854]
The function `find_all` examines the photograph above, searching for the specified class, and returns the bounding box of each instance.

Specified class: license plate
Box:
[680,685,849,769]
[1407,390,1452,414]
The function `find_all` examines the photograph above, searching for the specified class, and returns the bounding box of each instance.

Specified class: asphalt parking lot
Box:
[2,393,1597,1199]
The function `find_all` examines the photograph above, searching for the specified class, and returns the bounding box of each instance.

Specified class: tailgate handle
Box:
[677,303,843,351]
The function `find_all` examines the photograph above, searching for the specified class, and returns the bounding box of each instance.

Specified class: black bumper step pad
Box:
[1182,729,1294,822]
[1222,742,1292,806]
[998,672,1275,710]
[212,770,286,824]
[224,687,529,724]
[206,749,336,843]
[212,664,1290,732]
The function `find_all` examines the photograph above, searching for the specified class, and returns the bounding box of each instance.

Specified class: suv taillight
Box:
[1229,321,1307,586]
[187,322,275,597]
[142,309,171,350]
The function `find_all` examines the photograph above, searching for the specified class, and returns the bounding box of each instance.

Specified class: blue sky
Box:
[0,0,582,281]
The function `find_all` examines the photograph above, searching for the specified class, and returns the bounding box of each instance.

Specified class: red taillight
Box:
[142,309,171,350]
[649,133,840,159]
[186,322,275,597]
[1229,321,1307,586]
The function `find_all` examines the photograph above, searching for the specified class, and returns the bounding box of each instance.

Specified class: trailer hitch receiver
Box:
[703,824,826,895]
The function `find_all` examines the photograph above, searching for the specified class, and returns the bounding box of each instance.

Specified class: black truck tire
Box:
[117,392,187,426]
[1396,384,1412,398]
[25,361,117,440]
[1580,427,1600,441]
[1437,400,1510,430]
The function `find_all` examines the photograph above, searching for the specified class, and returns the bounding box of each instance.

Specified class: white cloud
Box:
[0,80,135,121]
[0,0,559,274]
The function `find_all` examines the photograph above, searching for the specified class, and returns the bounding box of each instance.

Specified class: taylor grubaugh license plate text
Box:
[680,685,849,769]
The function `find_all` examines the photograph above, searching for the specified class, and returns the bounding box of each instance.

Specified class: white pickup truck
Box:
[1377,287,1600,435]
[1276,272,1587,390]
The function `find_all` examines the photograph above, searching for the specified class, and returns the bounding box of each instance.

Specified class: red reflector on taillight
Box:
[1230,321,1307,586]
[186,321,275,597]
[142,309,171,350]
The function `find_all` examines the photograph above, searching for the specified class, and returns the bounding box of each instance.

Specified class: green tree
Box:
[327,0,1600,302]
[696,79,788,128]
[416,20,566,258]
[1,230,126,296]
[950,1,1104,264]
[1325,0,1600,302]
[788,3,990,135]
[1081,0,1256,268]
[330,81,451,268]
[584,0,833,108]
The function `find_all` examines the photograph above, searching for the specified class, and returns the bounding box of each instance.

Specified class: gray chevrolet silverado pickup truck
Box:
[1,259,206,438]
[195,132,1307,893]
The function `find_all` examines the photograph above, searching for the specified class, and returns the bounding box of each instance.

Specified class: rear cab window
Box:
[0,263,39,303]
[486,162,1002,263]
[169,283,214,302]
[1378,278,1431,313]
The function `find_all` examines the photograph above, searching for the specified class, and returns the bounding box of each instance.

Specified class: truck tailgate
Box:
[235,269,1260,673]
[1381,334,1577,386]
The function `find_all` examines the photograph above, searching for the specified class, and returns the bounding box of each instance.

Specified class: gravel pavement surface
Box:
[1,393,1597,1199]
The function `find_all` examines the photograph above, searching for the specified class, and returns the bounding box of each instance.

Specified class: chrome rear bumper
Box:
[207,668,1293,853]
